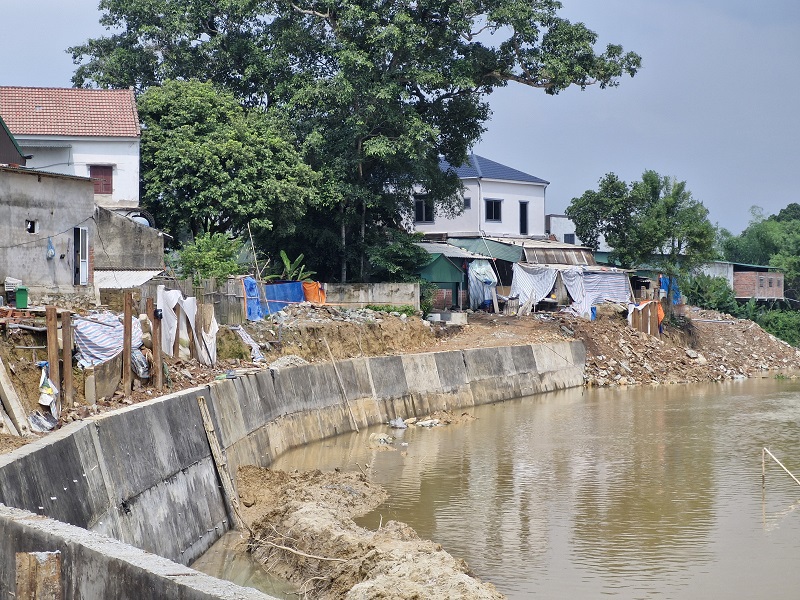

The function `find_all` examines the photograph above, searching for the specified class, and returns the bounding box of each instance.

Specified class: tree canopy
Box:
[565,170,716,278]
[137,79,317,240]
[72,0,641,281]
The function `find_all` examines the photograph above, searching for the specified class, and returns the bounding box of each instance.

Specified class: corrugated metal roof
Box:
[440,154,549,185]
[447,237,524,263]
[94,269,163,289]
[0,87,140,138]
[414,242,489,259]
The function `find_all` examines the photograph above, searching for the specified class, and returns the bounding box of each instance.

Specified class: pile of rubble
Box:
[261,303,413,327]
[569,307,800,387]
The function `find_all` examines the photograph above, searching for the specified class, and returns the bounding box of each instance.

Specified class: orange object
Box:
[302,281,326,304]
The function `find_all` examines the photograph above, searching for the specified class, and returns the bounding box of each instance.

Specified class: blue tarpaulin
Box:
[264,281,304,315]
[244,277,264,321]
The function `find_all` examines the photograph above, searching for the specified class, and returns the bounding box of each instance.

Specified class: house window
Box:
[769,278,773,288]
[414,195,434,223]
[464,197,471,209]
[564,233,576,245]
[485,199,502,222]
[25,220,38,234]
[759,276,764,287]
[89,165,113,195]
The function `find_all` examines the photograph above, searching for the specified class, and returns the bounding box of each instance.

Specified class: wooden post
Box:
[16,551,62,600]
[45,306,60,405]
[151,299,163,392]
[651,301,660,337]
[60,311,73,407]
[0,354,30,436]
[122,292,132,397]
[197,395,247,531]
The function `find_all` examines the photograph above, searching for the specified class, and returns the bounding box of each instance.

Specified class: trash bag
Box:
[131,348,150,378]
[37,363,59,420]
[388,417,408,429]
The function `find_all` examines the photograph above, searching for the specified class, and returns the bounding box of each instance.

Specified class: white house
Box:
[0,87,140,210]
[413,154,549,238]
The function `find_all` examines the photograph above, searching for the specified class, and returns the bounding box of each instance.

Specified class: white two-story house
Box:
[413,154,549,238]
[0,86,140,211]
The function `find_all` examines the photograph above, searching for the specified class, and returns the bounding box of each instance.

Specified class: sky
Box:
[1,0,799,234]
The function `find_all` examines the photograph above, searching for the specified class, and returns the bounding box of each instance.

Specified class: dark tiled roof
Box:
[0,87,140,138]
[441,154,549,185]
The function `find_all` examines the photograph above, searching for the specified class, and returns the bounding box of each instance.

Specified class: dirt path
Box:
[238,466,503,600]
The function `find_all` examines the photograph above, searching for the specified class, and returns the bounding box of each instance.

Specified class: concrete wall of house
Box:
[733,271,784,299]
[414,178,546,237]
[546,214,577,243]
[0,167,95,295]
[94,207,164,270]
[19,136,140,208]
[0,341,585,597]
[700,262,734,288]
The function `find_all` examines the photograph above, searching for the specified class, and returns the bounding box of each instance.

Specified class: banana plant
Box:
[279,250,317,281]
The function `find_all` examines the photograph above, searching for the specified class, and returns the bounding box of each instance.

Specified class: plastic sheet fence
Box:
[244,277,306,320]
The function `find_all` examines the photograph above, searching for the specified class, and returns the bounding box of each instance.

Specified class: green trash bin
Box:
[15,286,28,309]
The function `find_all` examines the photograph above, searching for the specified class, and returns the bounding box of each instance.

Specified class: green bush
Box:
[419,280,438,317]
[365,304,418,317]
[681,273,739,315]
[755,310,800,347]
[172,233,245,283]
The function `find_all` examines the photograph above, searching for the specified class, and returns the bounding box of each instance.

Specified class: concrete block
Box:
[368,356,408,400]
[401,354,442,394]
[0,422,110,530]
[0,505,275,600]
[434,351,468,389]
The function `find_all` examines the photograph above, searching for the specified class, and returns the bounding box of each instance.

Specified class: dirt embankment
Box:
[238,466,503,600]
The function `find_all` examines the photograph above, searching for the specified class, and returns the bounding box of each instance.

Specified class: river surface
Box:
[199,378,800,598]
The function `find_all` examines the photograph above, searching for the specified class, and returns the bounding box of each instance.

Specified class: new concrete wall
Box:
[0,340,584,598]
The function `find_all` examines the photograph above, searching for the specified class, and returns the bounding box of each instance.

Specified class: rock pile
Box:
[569,307,800,387]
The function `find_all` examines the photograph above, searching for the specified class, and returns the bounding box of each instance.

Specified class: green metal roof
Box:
[0,114,25,161]
[418,254,465,284]
[447,238,523,263]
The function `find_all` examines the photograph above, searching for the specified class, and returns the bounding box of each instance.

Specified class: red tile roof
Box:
[0,87,140,138]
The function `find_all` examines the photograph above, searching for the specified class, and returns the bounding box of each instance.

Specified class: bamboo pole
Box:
[763,447,800,489]
[324,337,359,433]
[60,311,72,407]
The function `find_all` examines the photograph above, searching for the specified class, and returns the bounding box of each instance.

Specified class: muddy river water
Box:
[196,378,800,599]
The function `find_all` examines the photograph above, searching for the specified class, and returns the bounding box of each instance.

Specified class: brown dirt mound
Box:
[239,466,503,600]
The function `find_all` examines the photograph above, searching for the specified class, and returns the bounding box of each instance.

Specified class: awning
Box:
[414,242,489,259]
[94,269,163,289]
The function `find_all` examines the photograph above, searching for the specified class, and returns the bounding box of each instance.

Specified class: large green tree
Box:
[566,171,716,281]
[137,79,317,240]
[72,0,641,281]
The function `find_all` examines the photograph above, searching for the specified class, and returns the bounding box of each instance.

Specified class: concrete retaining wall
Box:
[0,340,584,598]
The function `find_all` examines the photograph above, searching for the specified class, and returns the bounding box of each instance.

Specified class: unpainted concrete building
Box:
[0,166,96,296]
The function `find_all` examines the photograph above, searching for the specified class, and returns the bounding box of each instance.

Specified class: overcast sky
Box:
[2,0,798,234]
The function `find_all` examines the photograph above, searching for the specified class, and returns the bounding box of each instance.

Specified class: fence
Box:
[140,277,245,325]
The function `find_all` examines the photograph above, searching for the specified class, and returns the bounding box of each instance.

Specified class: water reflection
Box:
[271,378,800,599]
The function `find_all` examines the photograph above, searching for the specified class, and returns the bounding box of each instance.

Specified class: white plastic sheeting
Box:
[74,311,143,366]
[510,264,633,318]
[468,260,498,309]
[157,285,217,366]
[510,263,559,306]
[563,269,632,317]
